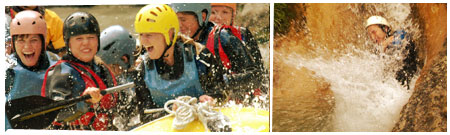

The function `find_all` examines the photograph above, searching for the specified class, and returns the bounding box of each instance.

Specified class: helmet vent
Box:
[138,14,142,21]
[32,21,36,25]
[146,18,155,22]
[156,7,162,12]
[17,22,21,25]
[129,35,132,39]
[103,41,116,50]
[39,16,43,19]
[163,5,168,11]
[150,11,158,17]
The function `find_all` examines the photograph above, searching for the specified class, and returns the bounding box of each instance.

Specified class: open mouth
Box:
[22,52,35,59]
[81,48,91,53]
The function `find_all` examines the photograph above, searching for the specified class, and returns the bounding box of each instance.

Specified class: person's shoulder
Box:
[393,29,407,40]
[50,60,79,75]
[235,26,248,31]
[44,9,60,18]
[206,22,216,29]
[46,51,60,61]
[218,27,234,38]
[93,56,115,73]
[218,27,242,43]
[44,9,63,23]
[393,29,406,34]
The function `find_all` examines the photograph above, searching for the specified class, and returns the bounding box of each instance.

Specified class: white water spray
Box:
[284,44,413,131]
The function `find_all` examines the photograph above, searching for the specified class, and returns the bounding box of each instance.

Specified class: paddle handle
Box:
[52,82,135,108]
[12,82,134,121]
[144,108,165,114]
[47,82,135,111]
[102,82,135,94]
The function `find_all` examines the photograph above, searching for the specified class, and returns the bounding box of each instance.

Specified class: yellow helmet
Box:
[135,4,179,47]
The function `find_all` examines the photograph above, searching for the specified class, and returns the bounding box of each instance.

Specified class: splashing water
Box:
[284,44,414,131]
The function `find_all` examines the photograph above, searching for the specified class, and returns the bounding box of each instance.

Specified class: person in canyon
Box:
[365,15,419,89]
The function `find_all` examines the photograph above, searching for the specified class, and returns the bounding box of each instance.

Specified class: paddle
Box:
[5,82,134,129]
[144,108,166,114]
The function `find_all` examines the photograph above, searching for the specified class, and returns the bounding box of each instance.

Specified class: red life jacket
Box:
[41,60,117,130]
[206,25,243,70]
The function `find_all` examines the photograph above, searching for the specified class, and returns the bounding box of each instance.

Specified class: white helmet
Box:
[365,16,390,28]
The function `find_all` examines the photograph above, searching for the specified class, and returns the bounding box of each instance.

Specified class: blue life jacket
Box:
[5,51,59,130]
[143,43,204,107]
[6,52,59,101]
[390,30,407,47]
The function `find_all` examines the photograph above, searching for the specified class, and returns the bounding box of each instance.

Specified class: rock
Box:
[392,45,446,132]
[392,3,447,132]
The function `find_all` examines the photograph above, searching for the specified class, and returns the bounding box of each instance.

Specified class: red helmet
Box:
[10,10,47,46]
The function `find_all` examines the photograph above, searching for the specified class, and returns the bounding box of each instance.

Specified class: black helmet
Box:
[63,12,100,52]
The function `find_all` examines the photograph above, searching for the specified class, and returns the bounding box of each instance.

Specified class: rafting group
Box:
[5,4,268,131]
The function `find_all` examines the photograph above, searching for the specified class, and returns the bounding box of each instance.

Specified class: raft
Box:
[132,106,269,132]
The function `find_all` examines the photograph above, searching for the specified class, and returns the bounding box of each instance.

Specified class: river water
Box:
[273,3,422,132]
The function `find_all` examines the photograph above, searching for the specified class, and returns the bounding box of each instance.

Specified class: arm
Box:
[219,30,265,91]
[196,48,228,101]
[197,30,265,101]
[241,27,264,69]
[44,9,66,54]
[5,68,14,95]
[133,62,157,122]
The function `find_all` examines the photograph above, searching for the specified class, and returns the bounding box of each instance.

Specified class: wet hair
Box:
[13,34,30,42]
[12,34,45,51]
[11,6,46,16]
[201,9,209,17]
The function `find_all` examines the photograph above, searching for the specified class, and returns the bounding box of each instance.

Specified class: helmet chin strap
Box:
[161,42,171,58]
[191,22,206,39]
[159,32,176,60]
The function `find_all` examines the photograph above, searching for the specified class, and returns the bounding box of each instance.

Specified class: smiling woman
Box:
[68,34,99,62]
[14,34,43,67]
[10,10,48,68]
[40,11,119,130]
[5,10,60,130]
